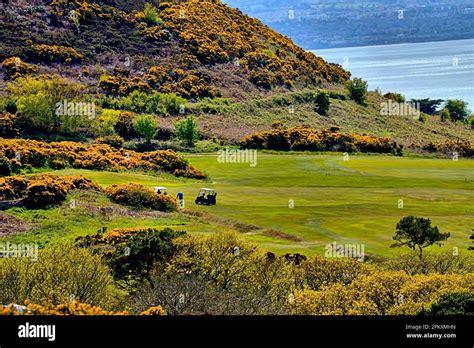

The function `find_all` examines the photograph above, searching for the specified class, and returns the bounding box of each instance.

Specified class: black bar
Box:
[0,316,471,347]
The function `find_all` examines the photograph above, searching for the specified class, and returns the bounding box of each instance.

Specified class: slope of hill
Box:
[0,0,349,101]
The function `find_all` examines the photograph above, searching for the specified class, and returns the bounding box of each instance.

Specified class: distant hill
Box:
[223,0,474,49]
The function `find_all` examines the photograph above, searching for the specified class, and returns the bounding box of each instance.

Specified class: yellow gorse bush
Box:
[291,271,474,315]
[0,174,101,208]
[0,139,205,178]
[241,127,403,154]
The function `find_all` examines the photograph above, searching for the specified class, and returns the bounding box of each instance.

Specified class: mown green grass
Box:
[28,153,472,257]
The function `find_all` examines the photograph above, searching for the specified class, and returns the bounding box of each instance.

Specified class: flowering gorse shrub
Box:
[0,174,101,209]
[240,127,403,155]
[0,139,206,178]
[105,183,178,212]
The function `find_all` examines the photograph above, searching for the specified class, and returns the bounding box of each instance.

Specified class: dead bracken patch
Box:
[263,229,304,242]
[0,212,30,237]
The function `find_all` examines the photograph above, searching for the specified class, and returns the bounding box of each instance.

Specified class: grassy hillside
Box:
[0,0,348,99]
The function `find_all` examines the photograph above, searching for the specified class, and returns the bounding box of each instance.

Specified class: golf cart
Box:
[154,186,168,195]
[195,188,217,206]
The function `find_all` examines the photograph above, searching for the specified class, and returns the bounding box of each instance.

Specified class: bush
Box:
[381,250,474,275]
[7,75,84,134]
[0,243,119,309]
[1,57,37,80]
[134,114,157,144]
[105,183,177,212]
[174,116,200,147]
[240,127,403,155]
[0,174,101,208]
[143,3,162,26]
[27,44,84,64]
[101,90,187,115]
[384,92,405,103]
[290,272,474,315]
[0,113,19,138]
[95,135,124,149]
[0,157,12,176]
[1,301,127,316]
[108,227,183,285]
[0,139,206,178]
[315,91,330,115]
[423,292,474,315]
[94,109,120,136]
[422,140,474,158]
[301,257,373,290]
[346,78,368,105]
[114,111,137,139]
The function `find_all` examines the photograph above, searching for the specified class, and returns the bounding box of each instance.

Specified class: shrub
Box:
[346,78,368,105]
[94,109,120,136]
[440,108,451,122]
[301,257,373,291]
[105,183,177,212]
[27,44,84,64]
[315,91,330,116]
[422,140,473,158]
[290,272,474,315]
[95,135,124,149]
[0,139,206,178]
[1,301,127,316]
[0,157,12,176]
[240,127,403,155]
[7,75,84,134]
[134,114,157,144]
[174,116,199,147]
[0,113,19,137]
[0,243,119,309]
[423,292,474,315]
[381,250,474,275]
[384,92,405,103]
[108,227,183,285]
[140,306,166,316]
[143,3,162,26]
[1,57,37,80]
[101,90,187,115]
[0,174,101,208]
[114,111,137,139]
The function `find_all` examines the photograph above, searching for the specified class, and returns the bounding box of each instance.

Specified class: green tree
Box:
[134,114,157,144]
[444,99,469,123]
[346,78,368,105]
[410,98,444,115]
[174,116,200,146]
[315,91,330,115]
[391,216,450,260]
[7,75,82,133]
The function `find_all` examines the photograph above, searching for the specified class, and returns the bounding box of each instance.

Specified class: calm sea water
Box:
[314,39,474,107]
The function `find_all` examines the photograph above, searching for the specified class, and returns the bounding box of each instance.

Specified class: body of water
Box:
[314,39,474,107]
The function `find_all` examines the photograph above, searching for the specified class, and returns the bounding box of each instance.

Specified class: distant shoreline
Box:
[308,37,474,52]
